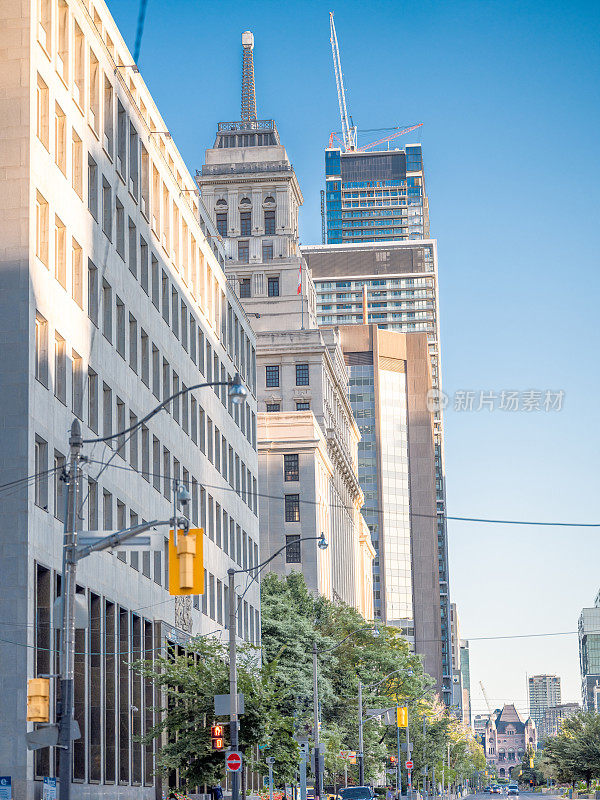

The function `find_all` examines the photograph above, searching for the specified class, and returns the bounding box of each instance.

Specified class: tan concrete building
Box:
[0,2,259,797]
[334,324,442,689]
[196,33,374,616]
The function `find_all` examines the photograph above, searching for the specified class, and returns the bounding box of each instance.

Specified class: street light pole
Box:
[57,419,82,800]
[358,680,364,785]
[313,642,322,800]
[228,567,240,800]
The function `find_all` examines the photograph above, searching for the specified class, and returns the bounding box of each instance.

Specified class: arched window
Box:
[216,198,228,206]
[239,197,251,206]
[499,768,505,777]
[264,196,275,205]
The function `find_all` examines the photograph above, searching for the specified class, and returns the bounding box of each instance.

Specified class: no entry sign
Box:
[405,760,413,770]
[226,752,243,772]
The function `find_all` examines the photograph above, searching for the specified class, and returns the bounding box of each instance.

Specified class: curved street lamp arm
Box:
[229,534,326,576]
[83,378,237,444]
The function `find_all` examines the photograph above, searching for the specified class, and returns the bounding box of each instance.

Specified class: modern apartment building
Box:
[579,598,600,711]
[302,239,452,703]
[324,145,430,244]
[0,2,259,797]
[528,675,562,730]
[335,324,442,689]
[196,33,374,617]
[539,703,580,742]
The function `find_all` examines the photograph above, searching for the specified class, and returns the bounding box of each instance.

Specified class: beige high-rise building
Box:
[0,1,259,798]
[196,33,375,617]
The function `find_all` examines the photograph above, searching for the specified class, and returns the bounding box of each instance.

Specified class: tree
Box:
[541,712,600,787]
[132,636,298,791]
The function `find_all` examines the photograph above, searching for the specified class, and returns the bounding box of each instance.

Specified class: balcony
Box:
[218,119,275,132]
[200,161,293,176]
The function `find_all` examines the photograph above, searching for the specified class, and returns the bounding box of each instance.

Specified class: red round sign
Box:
[226,752,243,772]
[405,760,413,770]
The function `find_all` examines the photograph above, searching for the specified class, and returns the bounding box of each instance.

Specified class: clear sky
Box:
[107,0,600,717]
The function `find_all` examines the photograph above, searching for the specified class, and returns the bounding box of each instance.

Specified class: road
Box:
[470,793,563,800]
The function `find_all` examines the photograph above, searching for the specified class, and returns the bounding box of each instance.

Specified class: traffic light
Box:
[396,706,408,728]
[168,529,204,595]
[390,756,398,765]
[27,678,50,722]
[211,723,225,751]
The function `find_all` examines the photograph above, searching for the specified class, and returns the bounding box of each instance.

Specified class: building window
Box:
[54,217,66,289]
[102,177,112,239]
[240,212,251,237]
[296,363,309,386]
[54,332,66,404]
[285,494,300,523]
[88,155,98,219]
[116,198,125,259]
[88,368,98,432]
[266,403,280,412]
[54,451,66,521]
[35,312,48,387]
[296,401,310,411]
[239,278,251,298]
[36,74,49,149]
[262,242,273,261]
[285,534,301,563]
[216,213,227,237]
[267,276,279,297]
[57,0,68,82]
[34,437,48,509]
[55,103,66,174]
[88,259,98,325]
[89,49,100,133]
[238,240,249,263]
[36,192,49,266]
[284,454,299,482]
[265,365,279,388]
[264,210,276,235]
[72,239,83,307]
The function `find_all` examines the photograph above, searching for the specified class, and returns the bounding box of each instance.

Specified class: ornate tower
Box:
[241,31,257,121]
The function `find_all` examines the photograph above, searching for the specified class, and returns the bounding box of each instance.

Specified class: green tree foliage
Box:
[541,712,600,787]
[132,636,298,791]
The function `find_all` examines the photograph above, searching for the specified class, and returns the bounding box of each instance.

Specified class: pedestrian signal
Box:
[211,723,225,750]
[396,707,408,728]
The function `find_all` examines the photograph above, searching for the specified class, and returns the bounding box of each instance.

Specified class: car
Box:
[484,788,492,794]
[339,788,375,800]
[491,786,502,794]
[507,786,519,796]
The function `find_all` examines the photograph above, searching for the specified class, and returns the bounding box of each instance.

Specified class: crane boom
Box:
[358,123,424,152]
[329,12,356,152]
[479,680,493,717]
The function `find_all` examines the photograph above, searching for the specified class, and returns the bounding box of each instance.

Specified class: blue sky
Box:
[107,0,600,715]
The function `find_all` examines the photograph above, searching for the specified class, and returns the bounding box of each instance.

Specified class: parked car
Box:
[339,788,375,800]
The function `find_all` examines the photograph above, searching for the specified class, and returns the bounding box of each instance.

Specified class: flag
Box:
[297,262,302,294]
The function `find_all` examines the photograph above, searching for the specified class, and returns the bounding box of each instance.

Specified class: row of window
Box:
[236,240,274,264]
[34,432,258,572]
[239,274,280,298]
[265,363,309,388]
[216,208,276,238]
[265,401,310,412]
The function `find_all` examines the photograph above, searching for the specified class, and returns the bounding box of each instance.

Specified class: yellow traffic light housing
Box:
[396,706,408,728]
[168,529,204,596]
[27,678,50,722]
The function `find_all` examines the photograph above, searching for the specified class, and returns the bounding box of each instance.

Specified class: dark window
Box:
[296,363,309,386]
[267,276,279,297]
[284,454,299,482]
[238,240,249,263]
[264,210,275,235]
[239,278,251,298]
[265,365,279,388]
[216,212,227,237]
[266,403,280,412]
[296,401,310,411]
[285,534,301,563]
[285,494,300,522]
[240,212,251,237]
[262,242,273,261]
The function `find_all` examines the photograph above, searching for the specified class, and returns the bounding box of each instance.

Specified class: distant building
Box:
[460,640,472,727]
[539,703,580,741]
[579,600,600,710]
[196,32,374,615]
[528,675,561,730]
[474,713,490,741]
[484,705,537,780]
[335,323,442,690]
[450,604,464,719]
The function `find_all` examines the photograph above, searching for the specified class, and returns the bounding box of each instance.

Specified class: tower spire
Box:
[241,31,257,122]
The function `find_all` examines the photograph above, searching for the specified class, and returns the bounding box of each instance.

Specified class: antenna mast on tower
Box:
[241,31,257,121]
[329,12,356,151]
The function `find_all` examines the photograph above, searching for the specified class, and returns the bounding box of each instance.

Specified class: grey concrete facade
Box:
[0,2,258,797]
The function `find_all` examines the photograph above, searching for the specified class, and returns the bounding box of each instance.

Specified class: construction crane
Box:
[329,12,356,152]
[328,14,422,153]
[479,681,494,720]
